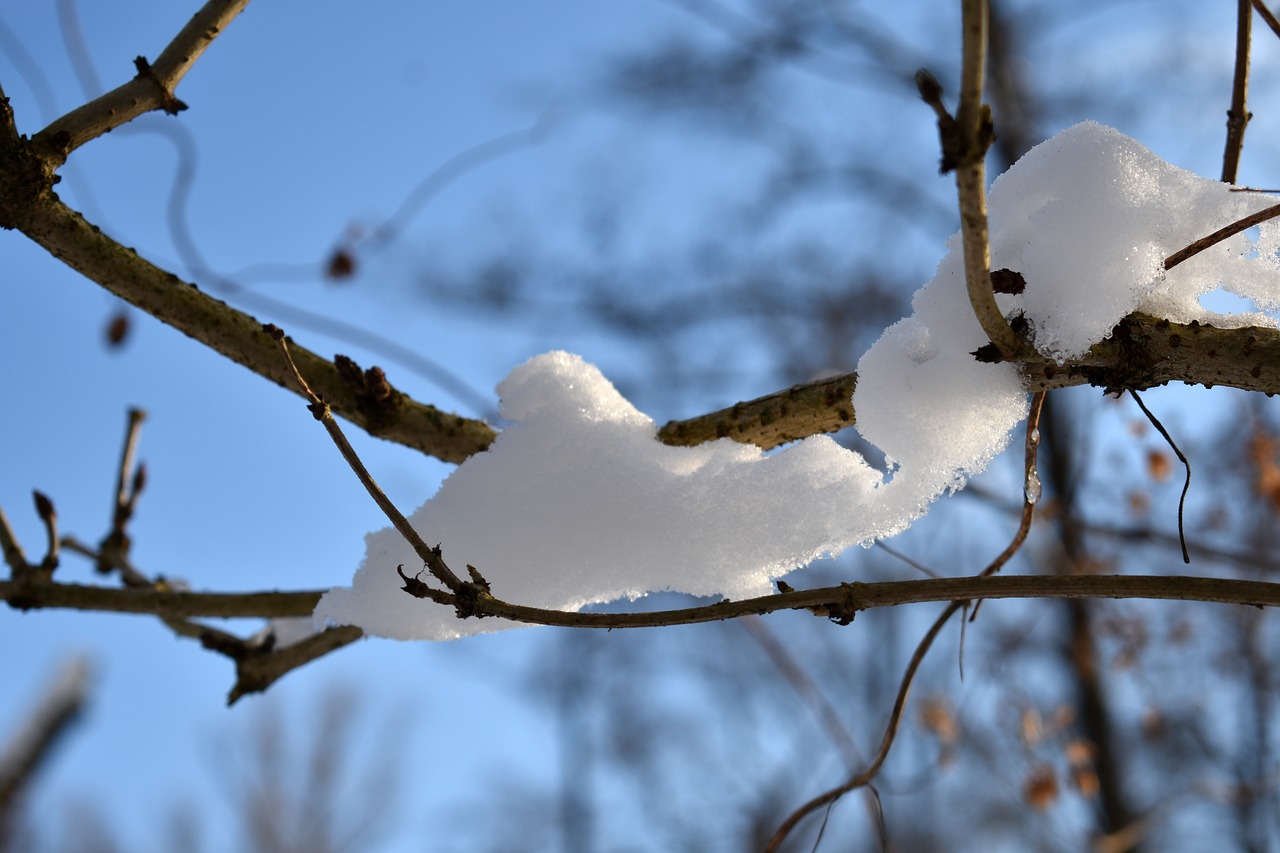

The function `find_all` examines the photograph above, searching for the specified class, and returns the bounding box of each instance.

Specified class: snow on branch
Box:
[317,122,1280,641]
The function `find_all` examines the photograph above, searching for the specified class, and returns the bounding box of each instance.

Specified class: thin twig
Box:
[265,325,465,592]
[56,0,104,98]
[980,390,1046,579]
[1222,0,1253,184]
[765,601,965,852]
[34,0,251,160]
[954,0,1021,358]
[1164,203,1280,269]
[1129,391,1191,564]
[875,541,941,578]
[970,390,1047,621]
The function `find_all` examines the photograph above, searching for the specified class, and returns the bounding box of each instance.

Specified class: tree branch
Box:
[657,372,857,448]
[32,0,250,162]
[0,657,91,827]
[4,189,496,463]
[4,572,1278,628]
[0,576,321,618]
[1222,0,1253,184]
[955,0,1021,358]
[660,312,1280,451]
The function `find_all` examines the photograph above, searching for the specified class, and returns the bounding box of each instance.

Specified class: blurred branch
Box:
[0,657,91,833]
[32,0,249,162]
[766,601,964,851]
[0,507,27,575]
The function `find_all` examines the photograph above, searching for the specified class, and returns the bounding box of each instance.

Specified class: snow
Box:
[315,122,1280,640]
[988,122,1280,358]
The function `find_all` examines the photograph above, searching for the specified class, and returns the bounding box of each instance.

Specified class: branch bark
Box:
[3,187,497,462]
[31,0,250,162]
[955,0,1022,358]
[7,573,1275,627]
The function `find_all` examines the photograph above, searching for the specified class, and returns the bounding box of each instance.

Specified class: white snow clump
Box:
[315,121,1280,640]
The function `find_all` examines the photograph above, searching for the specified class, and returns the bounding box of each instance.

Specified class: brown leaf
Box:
[919,696,958,745]
[1146,450,1172,482]
[1019,708,1043,747]
[105,310,130,347]
[1070,765,1099,798]
[1249,430,1280,511]
[1024,765,1058,810]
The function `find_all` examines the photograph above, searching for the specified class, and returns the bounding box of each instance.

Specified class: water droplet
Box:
[1025,471,1042,505]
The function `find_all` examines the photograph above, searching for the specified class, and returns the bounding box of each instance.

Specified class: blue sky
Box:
[4,1,1280,850]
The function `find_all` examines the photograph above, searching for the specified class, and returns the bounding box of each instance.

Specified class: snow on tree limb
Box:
[317,122,1280,640]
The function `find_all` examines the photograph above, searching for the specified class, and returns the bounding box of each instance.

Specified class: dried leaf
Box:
[1024,765,1058,810]
[1070,765,1100,798]
[1146,450,1172,482]
[1019,708,1043,747]
[105,310,130,347]
[919,696,959,745]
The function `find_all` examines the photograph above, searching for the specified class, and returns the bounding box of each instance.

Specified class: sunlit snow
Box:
[315,121,1280,640]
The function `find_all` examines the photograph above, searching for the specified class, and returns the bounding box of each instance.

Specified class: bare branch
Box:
[1222,0,1253,184]
[33,0,251,162]
[162,615,364,704]
[224,627,364,705]
[1164,202,1280,269]
[0,577,322,618]
[6,191,496,463]
[955,0,1021,358]
[658,372,857,449]
[979,390,1045,579]
[0,657,91,829]
[267,325,466,592]
[4,572,1279,628]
